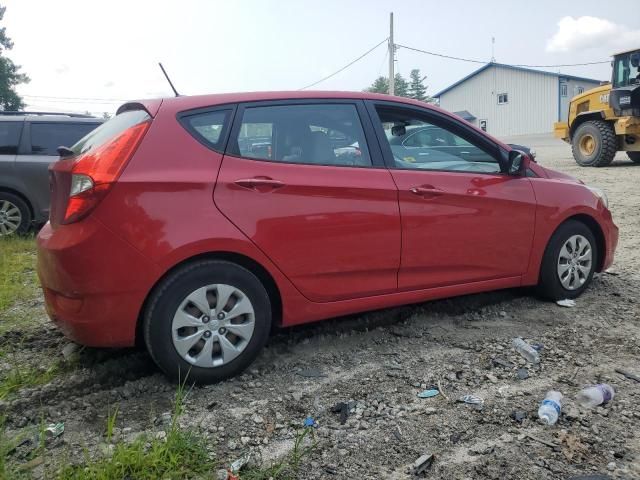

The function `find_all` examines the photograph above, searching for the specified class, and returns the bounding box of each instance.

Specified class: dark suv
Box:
[0,112,102,235]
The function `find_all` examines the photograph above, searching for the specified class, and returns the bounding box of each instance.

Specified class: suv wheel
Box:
[143,260,271,384]
[539,220,597,300]
[0,193,31,236]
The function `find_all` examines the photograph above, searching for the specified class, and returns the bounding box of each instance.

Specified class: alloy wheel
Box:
[557,234,593,290]
[0,200,22,236]
[171,284,255,368]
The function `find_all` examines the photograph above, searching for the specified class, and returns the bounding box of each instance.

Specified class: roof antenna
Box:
[158,62,180,97]
[490,37,496,63]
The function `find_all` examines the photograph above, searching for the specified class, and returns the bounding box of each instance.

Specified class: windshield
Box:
[613,51,640,88]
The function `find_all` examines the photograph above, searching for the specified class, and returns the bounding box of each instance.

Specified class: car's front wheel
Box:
[143,260,272,384]
[539,220,598,300]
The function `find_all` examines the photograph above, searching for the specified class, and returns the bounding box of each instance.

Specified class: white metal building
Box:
[434,63,602,137]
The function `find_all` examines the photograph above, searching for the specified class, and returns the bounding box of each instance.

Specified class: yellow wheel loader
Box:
[554,48,640,167]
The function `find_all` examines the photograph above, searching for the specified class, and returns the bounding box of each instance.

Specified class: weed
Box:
[0,236,38,315]
[105,406,119,443]
[0,363,59,400]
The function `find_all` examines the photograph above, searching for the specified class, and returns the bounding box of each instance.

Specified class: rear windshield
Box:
[71,110,150,155]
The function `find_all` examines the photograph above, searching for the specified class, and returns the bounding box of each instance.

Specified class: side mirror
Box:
[507,149,529,175]
[391,125,406,137]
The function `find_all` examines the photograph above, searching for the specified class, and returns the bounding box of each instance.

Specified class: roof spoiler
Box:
[116,99,163,118]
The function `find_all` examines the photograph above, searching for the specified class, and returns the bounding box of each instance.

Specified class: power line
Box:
[299,38,388,90]
[396,43,610,67]
[22,95,126,102]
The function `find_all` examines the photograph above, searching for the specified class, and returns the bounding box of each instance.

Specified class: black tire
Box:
[0,192,32,236]
[571,120,617,167]
[628,152,640,164]
[539,220,598,300]
[143,260,272,384]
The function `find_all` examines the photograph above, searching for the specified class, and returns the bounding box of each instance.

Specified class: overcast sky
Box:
[3,0,640,115]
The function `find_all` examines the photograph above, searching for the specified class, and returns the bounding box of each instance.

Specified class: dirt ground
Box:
[1,134,639,479]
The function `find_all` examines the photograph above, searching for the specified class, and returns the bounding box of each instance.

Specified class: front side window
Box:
[0,122,22,155]
[497,93,508,104]
[375,106,501,174]
[233,104,372,167]
[31,122,99,155]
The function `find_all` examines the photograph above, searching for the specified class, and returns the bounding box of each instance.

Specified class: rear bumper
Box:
[37,218,160,347]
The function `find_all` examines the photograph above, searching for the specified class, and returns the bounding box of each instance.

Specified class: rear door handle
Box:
[409,185,444,198]
[234,177,285,192]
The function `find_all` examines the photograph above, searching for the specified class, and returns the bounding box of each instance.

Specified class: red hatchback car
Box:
[37,92,618,383]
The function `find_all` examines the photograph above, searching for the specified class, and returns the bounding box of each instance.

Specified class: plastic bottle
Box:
[512,338,540,364]
[576,384,615,408]
[538,391,563,425]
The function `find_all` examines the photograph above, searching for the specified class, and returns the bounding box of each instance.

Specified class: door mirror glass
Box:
[508,150,528,175]
[391,124,406,137]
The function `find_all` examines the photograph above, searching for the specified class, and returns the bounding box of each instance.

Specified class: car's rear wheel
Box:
[0,192,31,236]
[539,220,597,300]
[628,152,640,164]
[143,260,271,384]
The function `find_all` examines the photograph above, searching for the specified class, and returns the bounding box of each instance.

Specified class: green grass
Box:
[0,235,38,314]
[0,363,60,400]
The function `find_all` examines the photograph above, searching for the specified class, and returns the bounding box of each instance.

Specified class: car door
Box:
[367,101,536,291]
[214,100,401,302]
[0,120,23,191]
[16,121,100,221]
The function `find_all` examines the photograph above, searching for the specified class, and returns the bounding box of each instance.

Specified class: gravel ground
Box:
[1,134,639,479]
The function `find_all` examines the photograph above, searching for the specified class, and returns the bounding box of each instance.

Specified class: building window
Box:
[497,93,508,105]
[577,86,584,94]
[560,84,568,97]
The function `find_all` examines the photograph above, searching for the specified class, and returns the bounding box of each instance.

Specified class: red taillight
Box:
[61,121,150,224]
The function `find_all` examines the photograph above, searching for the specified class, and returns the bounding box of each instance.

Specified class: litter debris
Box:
[557,299,576,308]
[531,343,544,351]
[512,337,540,364]
[604,268,619,276]
[392,425,403,441]
[576,384,615,408]
[525,433,559,449]
[303,416,317,428]
[417,389,439,399]
[511,410,527,423]
[330,402,350,425]
[538,391,563,425]
[615,368,640,383]
[296,368,327,378]
[45,423,64,438]
[457,394,484,408]
[516,368,529,380]
[229,452,251,473]
[411,453,434,475]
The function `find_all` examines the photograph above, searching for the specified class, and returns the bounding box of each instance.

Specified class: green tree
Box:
[409,69,428,102]
[0,5,29,111]
[365,73,409,97]
[366,76,388,94]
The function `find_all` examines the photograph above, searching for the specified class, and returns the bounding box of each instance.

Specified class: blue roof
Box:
[434,62,602,97]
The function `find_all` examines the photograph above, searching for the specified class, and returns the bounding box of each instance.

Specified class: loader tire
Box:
[571,120,617,167]
[628,152,640,164]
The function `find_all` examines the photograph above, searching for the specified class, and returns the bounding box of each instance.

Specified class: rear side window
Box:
[71,110,150,156]
[232,104,372,167]
[0,122,22,155]
[31,123,99,155]
[180,110,231,152]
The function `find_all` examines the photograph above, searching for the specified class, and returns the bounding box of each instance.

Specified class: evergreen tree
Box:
[0,5,29,110]
[408,69,428,101]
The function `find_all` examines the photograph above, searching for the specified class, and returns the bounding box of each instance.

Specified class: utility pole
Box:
[388,12,395,96]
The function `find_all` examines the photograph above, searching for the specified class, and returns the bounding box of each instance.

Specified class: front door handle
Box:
[234,177,285,192]
[409,185,444,198]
